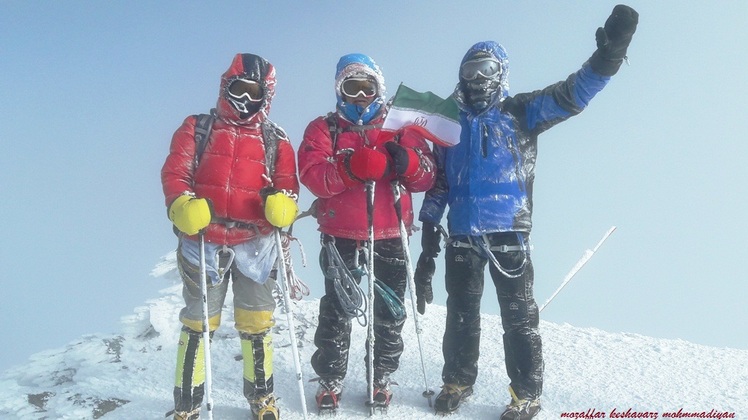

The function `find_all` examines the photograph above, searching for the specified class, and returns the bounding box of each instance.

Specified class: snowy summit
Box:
[0,252,746,419]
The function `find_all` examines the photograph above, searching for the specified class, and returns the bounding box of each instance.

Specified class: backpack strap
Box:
[324,112,339,152]
[193,109,217,169]
[261,119,286,181]
[324,112,382,152]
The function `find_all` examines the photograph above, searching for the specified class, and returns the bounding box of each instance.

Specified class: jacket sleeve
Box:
[298,117,349,199]
[272,136,300,196]
[418,143,449,224]
[393,126,436,193]
[161,116,197,207]
[505,63,611,136]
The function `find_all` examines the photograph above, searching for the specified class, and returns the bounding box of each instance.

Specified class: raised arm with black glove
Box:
[589,4,639,76]
[414,221,443,314]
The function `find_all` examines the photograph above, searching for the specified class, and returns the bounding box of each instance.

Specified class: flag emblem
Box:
[380,84,461,147]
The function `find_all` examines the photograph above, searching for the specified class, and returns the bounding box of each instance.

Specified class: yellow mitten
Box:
[169,194,212,235]
[264,191,298,228]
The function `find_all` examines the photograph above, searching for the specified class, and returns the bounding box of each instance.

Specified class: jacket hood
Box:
[216,53,276,126]
[453,41,510,111]
[334,53,386,125]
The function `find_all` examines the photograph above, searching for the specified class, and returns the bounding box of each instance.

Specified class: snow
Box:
[1,252,746,419]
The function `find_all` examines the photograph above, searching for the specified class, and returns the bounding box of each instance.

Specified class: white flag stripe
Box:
[380,84,462,147]
[383,107,461,146]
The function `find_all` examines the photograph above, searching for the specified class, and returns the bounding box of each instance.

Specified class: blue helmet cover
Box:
[455,41,510,111]
[334,53,386,124]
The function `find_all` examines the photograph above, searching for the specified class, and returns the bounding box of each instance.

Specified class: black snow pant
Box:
[441,232,543,400]
[311,235,407,383]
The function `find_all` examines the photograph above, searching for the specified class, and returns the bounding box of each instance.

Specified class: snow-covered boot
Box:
[173,407,200,420]
[499,386,541,420]
[250,394,279,420]
[315,378,343,413]
[434,383,473,414]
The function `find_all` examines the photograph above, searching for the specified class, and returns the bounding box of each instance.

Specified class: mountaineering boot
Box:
[434,383,473,414]
[315,378,343,413]
[250,394,279,420]
[499,386,541,420]
[173,407,200,420]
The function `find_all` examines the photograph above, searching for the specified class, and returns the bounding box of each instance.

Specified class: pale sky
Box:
[2,1,747,373]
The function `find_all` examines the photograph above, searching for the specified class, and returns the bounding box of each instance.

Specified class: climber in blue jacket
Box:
[414,5,639,419]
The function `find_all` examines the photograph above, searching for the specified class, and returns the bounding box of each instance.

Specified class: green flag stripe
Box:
[391,84,459,121]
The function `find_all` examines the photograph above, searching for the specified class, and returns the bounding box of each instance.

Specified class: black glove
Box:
[590,4,639,76]
[414,253,435,315]
[420,221,442,258]
[384,141,419,177]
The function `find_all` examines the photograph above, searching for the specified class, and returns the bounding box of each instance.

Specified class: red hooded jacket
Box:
[298,112,435,240]
[162,53,299,245]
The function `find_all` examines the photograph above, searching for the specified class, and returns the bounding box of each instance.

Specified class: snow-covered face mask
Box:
[227,78,263,116]
[460,57,502,112]
[462,77,501,112]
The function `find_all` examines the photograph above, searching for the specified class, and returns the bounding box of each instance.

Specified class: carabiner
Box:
[216,245,236,282]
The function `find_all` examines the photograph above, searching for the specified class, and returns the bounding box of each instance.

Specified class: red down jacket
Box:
[161,53,299,245]
[298,112,435,240]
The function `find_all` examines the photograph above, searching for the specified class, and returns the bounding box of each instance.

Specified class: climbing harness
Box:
[448,233,529,278]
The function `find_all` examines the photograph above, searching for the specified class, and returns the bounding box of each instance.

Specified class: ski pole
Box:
[365,180,376,415]
[539,226,616,313]
[274,228,309,420]
[198,232,214,420]
[390,181,435,407]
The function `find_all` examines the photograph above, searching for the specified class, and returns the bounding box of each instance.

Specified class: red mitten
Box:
[337,153,363,187]
[349,147,390,181]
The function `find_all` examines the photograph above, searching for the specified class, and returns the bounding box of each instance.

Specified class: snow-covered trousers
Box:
[441,232,544,400]
[175,240,277,334]
[173,241,278,412]
[311,235,408,383]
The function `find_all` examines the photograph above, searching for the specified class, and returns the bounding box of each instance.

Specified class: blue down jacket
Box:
[419,41,610,236]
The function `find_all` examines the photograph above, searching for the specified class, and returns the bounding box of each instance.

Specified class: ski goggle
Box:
[341,78,378,98]
[460,57,502,81]
[228,78,264,102]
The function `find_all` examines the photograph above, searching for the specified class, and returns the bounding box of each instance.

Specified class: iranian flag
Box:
[380,83,461,147]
